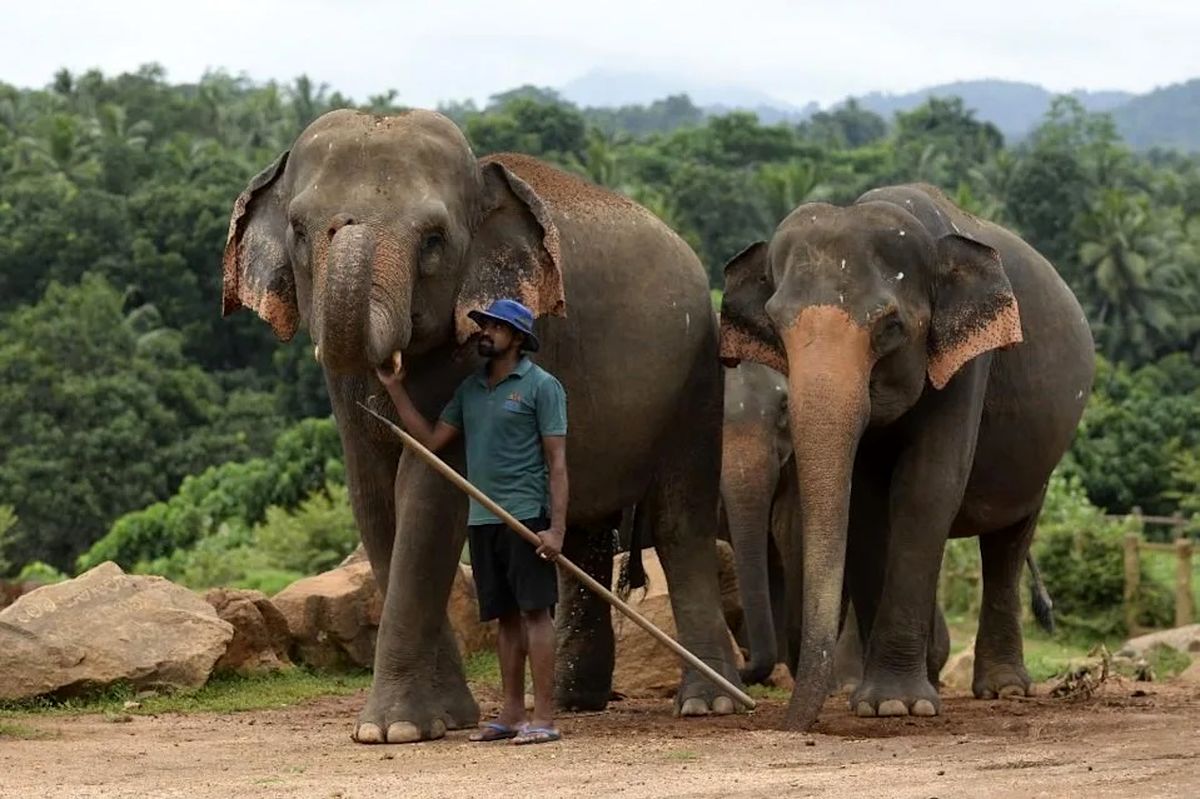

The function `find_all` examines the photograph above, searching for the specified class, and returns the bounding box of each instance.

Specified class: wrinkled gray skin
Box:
[222,109,740,743]
[720,183,1094,730]
[720,362,948,688]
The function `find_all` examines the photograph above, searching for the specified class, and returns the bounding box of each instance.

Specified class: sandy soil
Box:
[3,681,1198,799]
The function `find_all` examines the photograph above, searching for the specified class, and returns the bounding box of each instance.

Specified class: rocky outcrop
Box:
[0,562,233,701]
[1119,625,1200,658]
[272,561,493,669]
[204,588,291,674]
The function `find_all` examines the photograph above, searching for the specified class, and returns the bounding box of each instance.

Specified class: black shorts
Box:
[467,516,558,622]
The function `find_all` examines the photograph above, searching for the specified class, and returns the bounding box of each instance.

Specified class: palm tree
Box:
[756,158,826,227]
[1077,189,1197,362]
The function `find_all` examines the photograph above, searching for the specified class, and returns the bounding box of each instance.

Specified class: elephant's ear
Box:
[927,234,1023,389]
[221,150,299,341]
[455,162,566,344]
[719,242,787,374]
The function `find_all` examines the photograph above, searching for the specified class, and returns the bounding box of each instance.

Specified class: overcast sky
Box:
[5,0,1198,107]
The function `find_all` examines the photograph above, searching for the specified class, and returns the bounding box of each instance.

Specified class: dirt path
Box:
[3,682,1199,799]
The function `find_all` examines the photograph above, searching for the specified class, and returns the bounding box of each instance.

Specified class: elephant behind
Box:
[221,109,740,743]
[720,183,1093,729]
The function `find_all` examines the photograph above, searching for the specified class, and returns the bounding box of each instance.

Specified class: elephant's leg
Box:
[840,459,889,697]
[928,604,950,687]
[650,397,743,717]
[852,368,988,719]
[554,521,616,711]
[973,511,1039,699]
[832,603,864,693]
[354,449,477,744]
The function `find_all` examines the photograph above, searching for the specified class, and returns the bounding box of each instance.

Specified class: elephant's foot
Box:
[554,653,612,712]
[972,661,1032,700]
[675,664,744,717]
[739,659,775,687]
[353,677,478,744]
[851,672,941,718]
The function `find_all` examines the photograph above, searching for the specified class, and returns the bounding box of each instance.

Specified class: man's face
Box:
[477,319,521,358]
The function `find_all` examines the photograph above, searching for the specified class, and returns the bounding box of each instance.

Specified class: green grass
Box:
[747,683,791,701]
[463,650,501,689]
[946,615,1117,682]
[1143,643,1193,679]
[0,667,372,718]
[665,749,700,762]
[0,720,57,739]
[711,289,723,312]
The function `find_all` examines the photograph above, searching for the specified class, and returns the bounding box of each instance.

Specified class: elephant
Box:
[719,183,1094,730]
[221,109,741,743]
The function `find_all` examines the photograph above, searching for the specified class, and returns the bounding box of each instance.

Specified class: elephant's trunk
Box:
[780,306,872,731]
[721,434,779,685]
[313,224,410,374]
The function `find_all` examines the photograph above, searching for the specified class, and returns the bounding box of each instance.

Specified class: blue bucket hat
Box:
[468,298,540,352]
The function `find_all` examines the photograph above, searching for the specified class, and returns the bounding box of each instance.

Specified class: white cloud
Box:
[3,0,1197,107]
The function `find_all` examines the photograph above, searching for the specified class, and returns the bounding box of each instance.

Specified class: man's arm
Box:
[375,367,460,453]
[537,435,568,559]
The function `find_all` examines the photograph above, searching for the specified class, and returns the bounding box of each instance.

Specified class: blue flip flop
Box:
[511,725,561,745]
[469,722,520,742]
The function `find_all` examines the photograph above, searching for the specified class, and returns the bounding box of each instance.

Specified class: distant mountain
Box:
[560,69,809,116]
[556,70,1199,151]
[848,79,1135,139]
[1111,79,1200,151]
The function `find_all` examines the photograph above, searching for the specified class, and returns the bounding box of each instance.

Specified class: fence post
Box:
[1176,537,1194,628]
[1124,533,1141,635]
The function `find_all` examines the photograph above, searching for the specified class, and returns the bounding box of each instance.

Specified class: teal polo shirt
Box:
[439,356,568,526]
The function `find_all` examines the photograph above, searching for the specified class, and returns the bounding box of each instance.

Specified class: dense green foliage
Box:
[1,65,1198,583]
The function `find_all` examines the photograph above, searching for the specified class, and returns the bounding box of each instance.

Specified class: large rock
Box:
[1176,657,1200,686]
[204,588,292,675]
[940,640,976,694]
[447,565,497,657]
[611,547,743,698]
[273,561,493,669]
[272,561,382,669]
[0,562,233,701]
[1119,625,1200,658]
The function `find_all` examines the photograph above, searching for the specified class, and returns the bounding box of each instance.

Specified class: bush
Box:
[133,481,356,592]
[16,561,67,584]
[78,418,343,572]
[1033,471,1173,638]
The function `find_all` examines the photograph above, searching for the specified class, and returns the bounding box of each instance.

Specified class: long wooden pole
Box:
[358,401,755,711]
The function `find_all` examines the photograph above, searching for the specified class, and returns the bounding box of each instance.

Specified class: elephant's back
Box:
[484,154,718,521]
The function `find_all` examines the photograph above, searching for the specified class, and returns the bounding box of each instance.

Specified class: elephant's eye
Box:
[872,313,907,355]
[418,232,445,275]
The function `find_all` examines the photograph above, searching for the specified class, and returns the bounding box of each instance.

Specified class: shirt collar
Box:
[476,355,533,386]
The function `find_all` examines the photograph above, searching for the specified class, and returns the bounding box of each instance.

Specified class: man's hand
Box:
[536,525,565,561]
[375,364,406,389]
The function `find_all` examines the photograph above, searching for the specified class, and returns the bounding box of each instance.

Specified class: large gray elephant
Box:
[719,183,1093,730]
[221,109,740,743]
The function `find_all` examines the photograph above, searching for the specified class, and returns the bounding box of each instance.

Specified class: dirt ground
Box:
[3,681,1199,799]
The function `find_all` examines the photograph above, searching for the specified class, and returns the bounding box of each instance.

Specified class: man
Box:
[375,298,568,746]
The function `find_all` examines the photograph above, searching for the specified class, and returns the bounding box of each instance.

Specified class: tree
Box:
[799,99,888,149]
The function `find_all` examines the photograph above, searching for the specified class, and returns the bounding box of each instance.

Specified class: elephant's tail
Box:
[616,505,646,595]
[1026,552,1055,634]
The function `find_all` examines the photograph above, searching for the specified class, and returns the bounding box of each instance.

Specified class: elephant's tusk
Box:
[391,350,403,375]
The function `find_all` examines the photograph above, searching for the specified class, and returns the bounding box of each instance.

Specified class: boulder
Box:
[0,562,233,701]
[448,564,497,657]
[273,561,493,669]
[204,588,291,675]
[272,561,382,669]
[940,640,976,694]
[1176,657,1200,686]
[339,544,368,568]
[1118,625,1200,659]
[611,547,743,698]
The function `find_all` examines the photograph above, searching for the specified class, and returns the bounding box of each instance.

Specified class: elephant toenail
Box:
[354,723,384,744]
[998,685,1025,699]
[877,699,909,717]
[679,698,711,717]
[912,699,937,717]
[712,696,735,715]
[386,722,422,743]
[856,701,877,717]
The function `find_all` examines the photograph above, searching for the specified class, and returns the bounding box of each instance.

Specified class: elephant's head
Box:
[721,361,789,683]
[719,187,1022,728]
[221,109,564,374]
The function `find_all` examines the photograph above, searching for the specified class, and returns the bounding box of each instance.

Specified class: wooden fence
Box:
[1117,509,1196,633]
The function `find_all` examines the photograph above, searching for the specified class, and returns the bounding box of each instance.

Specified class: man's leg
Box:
[524,608,556,729]
[496,611,528,727]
